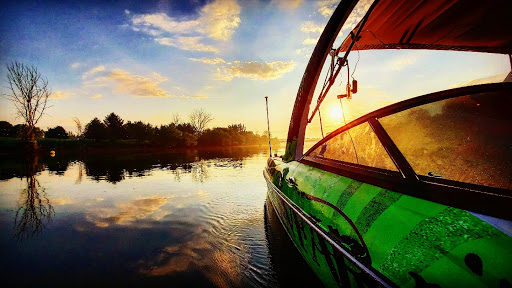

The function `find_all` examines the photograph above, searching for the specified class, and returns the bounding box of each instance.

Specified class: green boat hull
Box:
[264,159,512,287]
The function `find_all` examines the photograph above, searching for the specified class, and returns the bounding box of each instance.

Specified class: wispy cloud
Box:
[129,0,240,52]
[92,69,175,98]
[189,57,226,65]
[316,0,372,33]
[70,62,83,69]
[303,37,318,45]
[272,0,303,9]
[193,95,209,99]
[298,21,322,53]
[216,60,295,81]
[301,21,323,33]
[387,54,417,71]
[131,13,200,35]
[91,93,102,99]
[155,36,218,52]
[82,65,105,79]
[51,91,74,99]
[317,0,339,17]
[450,73,508,89]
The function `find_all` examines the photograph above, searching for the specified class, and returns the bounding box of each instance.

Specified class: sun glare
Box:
[329,105,343,120]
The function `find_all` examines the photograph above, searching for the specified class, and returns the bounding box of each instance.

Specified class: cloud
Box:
[82,65,105,78]
[155,36,218,52]
[450,73,508,89]
[316,0,371,27]
[387,54,417,71]
[272,0,303,9]
[317,0,338,17]
[301,21,323,33]
[129,0,240,51]
[193,95,209,99]
[124,9,130,15]
[131,13,200,35]
[51,91,74,99]
[70,62,83,69]
[189,57,226,65]
[200,0,241,41]
[94,69,175,98]
[216,60,295,81]
[303,37,318,45]
[91,94,102,99]
[341,0,372,31]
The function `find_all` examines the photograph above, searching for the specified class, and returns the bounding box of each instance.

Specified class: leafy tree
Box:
[181,132,197,147]
[125,121,153,143]
[228,123,246,133]
[5,61,51,148]
[0,121,13,137]
[104,112,125,140]
[45,126,68,139]
[198,128,231,146]
[157,124,182,146]
[84,118,107,141]
[177,123,195,135]
[11,124,44,140]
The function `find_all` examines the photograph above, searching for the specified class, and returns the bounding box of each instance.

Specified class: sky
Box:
[0,0,509,139]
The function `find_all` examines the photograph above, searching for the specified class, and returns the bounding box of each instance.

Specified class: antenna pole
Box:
[265,96,272,156]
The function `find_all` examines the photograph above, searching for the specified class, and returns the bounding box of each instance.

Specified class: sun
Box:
[329,105,343,120]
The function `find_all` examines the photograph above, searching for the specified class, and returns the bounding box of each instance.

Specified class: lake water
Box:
[0,146,323,287]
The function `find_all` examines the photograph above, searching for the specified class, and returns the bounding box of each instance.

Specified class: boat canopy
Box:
[338,0,512,54]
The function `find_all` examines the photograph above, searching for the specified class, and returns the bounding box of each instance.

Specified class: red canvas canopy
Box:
[339,0,512,54]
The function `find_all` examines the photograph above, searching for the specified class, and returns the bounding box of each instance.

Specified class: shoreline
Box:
[0,137,281,158]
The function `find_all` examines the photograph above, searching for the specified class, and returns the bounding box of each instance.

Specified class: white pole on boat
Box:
[265,96,272,157]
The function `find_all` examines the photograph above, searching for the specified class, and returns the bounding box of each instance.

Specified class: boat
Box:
[263,0,512,286]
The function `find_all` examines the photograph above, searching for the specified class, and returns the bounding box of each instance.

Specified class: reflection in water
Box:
[88,197,170,227]
[0,147,323,286]
[140,226,244,288]
[191,160,210,183]
[264,198,324,287]
[13,156,54,241]
[75,161,83,184]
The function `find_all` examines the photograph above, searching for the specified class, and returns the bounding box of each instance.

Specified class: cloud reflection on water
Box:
[140,226,245,288]
[87,196,170,227]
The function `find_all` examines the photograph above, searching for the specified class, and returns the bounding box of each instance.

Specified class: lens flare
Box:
[329,105,343,120]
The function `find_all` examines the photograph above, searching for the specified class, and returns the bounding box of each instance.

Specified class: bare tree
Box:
[171,113,180,126]
[5,61,51,147]
[189,108,213,135]
[73,117,83,139]
[13,156,54,242]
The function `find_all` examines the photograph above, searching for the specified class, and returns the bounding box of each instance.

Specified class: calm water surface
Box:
[0,146,322,287]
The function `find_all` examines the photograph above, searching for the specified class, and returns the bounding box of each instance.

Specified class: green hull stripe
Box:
[355,189,402,236]
[419,236,512,287]
[365,196,446,269]
[267,160,512,287]
[336,180,363,209]
[339,184,382,227]
[379,207,503,285]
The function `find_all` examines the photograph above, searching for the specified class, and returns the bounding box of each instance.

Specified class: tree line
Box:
[2,61,278,150]
[0,111,278,148]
